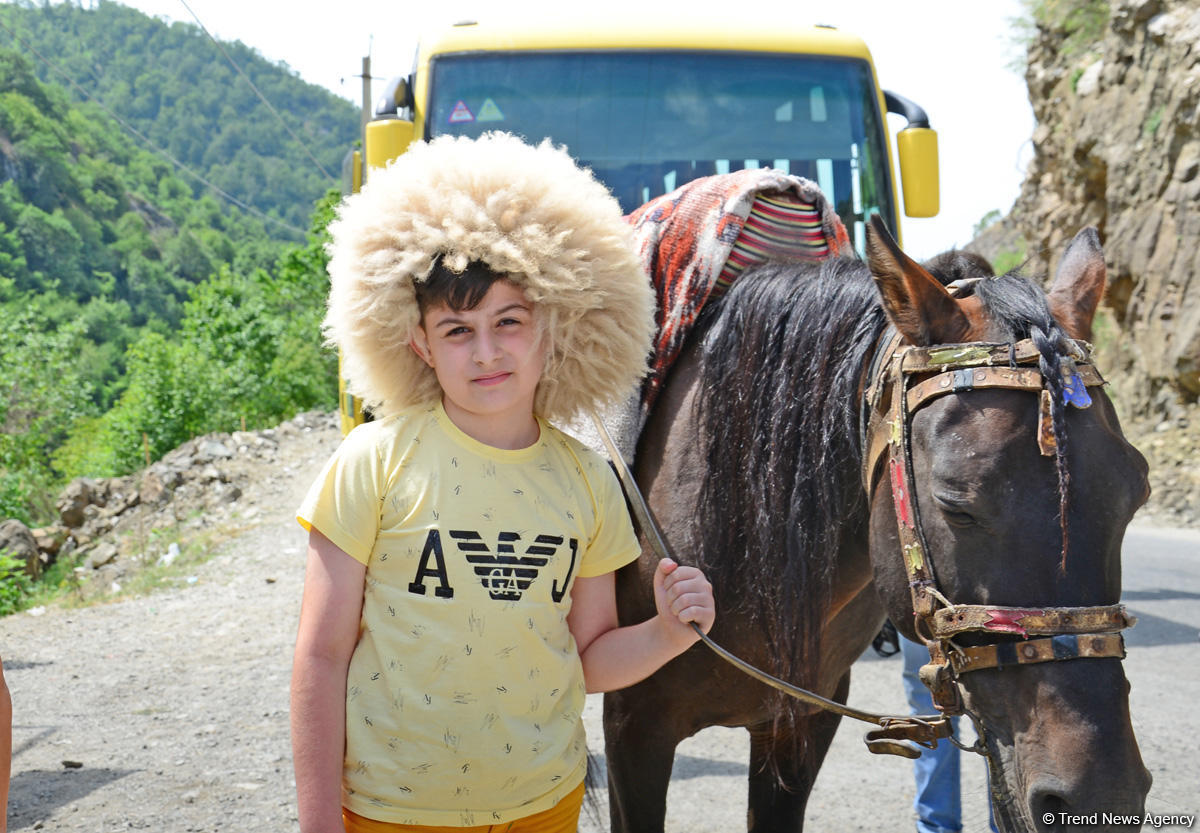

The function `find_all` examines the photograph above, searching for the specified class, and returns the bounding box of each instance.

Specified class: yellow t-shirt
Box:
[296,402,641,826]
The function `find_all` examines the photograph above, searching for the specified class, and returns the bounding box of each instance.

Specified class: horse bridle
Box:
[588,330,1135,762]
[860,332,1135,718]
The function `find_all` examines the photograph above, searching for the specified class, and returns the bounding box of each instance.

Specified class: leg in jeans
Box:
[902,635,962,833]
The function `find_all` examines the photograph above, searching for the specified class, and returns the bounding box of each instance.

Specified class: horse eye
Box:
[932,494,976,527]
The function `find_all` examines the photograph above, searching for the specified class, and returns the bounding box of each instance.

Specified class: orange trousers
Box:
[342,782,585,833]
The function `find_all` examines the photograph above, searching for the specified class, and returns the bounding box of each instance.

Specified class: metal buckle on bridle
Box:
[950,367,977,392]
[864,714,954,759]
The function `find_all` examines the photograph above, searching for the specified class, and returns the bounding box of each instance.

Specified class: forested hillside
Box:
[0,1,346,528]
[0,46,283,328]
[0,0,357,231]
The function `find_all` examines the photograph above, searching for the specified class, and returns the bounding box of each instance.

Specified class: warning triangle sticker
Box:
[477,98,505,122]
[448,100,475,124]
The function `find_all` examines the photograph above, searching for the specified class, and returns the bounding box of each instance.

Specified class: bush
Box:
[1,305,97,521]
[0,551,33,617]
[1011,0,1108,71]
[64,331,223,475]
[992,238,1029,275]
[0,473,32,526]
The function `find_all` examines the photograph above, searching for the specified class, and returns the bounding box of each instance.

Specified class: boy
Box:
[290,132,715,833]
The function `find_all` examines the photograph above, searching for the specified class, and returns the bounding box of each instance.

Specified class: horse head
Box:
[863,216,1151,832]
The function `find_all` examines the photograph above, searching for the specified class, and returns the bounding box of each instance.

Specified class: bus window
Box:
[428,50,895,245]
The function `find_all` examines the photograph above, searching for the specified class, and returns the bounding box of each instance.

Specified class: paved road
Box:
[581,521,1200,832]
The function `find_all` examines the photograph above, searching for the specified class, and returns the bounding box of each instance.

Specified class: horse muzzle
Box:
[966,660,1152,833]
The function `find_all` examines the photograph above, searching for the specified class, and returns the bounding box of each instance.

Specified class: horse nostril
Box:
[1031,787,1070,831]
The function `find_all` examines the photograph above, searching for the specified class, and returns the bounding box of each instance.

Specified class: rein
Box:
[588,412,954,759]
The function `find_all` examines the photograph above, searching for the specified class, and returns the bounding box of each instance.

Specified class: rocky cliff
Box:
[972,0,1200,525]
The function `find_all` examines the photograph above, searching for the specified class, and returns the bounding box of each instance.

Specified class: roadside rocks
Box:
[5,410,339,590]
[0,519,39,577]
[56,478,98,529]
[1134,415,1200,528]
[30,524,67,558]
[84,541,119,570]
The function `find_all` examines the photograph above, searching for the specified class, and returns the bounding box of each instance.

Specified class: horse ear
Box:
[1047,227,1106,342]
[866,215,971,346]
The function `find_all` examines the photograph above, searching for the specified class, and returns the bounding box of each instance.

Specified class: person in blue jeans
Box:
[901,635,997,833]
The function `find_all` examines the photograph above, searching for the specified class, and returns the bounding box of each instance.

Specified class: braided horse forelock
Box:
[972,271,1075,571]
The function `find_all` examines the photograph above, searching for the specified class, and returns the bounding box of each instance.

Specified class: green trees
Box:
[0,309,95,523]
[0,5,350,524]
[0,46,290,322]
[0,1,357,230]
[7,189,339,520]
[55,192,339,479]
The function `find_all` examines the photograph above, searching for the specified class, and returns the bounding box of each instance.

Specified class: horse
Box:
[603,216,1151,832]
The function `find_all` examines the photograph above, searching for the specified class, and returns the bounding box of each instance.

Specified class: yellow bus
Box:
[341,17,939,432]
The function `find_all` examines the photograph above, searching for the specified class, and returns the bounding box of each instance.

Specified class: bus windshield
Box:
[428,50,894,250]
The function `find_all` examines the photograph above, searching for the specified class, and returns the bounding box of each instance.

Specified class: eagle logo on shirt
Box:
[451,531,565,601]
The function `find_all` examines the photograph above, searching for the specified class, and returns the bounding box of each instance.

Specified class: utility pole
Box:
[360,55,371,186]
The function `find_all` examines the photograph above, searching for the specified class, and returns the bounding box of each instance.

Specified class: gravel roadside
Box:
[1,415,335,832]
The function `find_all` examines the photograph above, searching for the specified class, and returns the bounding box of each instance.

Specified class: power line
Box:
[0,14,306,238]
[178,0,337,182]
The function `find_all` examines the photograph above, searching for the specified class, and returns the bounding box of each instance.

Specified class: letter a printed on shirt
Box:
[409,529,455,598]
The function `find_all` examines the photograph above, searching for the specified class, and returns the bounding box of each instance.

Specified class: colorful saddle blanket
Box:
[626,168,851,414]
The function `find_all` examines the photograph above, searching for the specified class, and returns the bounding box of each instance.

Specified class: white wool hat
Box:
[324,132,655,423]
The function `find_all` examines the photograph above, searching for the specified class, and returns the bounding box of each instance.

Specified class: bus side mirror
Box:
[897,127,939,218]
[366,118,416,171]
[884,90,940,219]
[376,75,414,116]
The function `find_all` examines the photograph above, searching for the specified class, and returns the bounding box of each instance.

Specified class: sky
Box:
[115,0,1035,260]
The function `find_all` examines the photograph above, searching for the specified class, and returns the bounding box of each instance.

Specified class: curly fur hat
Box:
[324,132,655,423]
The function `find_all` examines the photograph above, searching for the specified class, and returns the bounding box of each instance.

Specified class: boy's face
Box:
[410,279,546,444]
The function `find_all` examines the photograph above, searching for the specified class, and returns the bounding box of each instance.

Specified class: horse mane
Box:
[921,248,995,284]
[690,257,887,697]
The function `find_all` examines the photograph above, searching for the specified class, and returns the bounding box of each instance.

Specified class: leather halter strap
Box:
[862,338,1103,495]
[931,603,1135,640]
[904,364,1104,415]
[949,633,1126,674]
[863,336,1134,714]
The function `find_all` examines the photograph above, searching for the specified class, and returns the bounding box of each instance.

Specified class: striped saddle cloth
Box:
[626,168,851,414]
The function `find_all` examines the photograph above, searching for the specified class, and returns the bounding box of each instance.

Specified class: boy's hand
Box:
[653,558,715,649]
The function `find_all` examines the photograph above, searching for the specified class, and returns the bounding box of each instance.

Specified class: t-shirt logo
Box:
[408,529,579,603]
[452,531,566,601]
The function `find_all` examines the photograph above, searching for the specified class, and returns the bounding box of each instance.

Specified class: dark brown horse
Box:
[604,218,1150,832]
